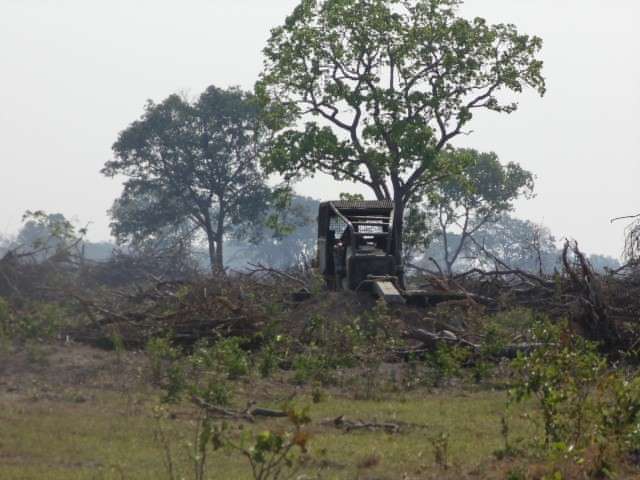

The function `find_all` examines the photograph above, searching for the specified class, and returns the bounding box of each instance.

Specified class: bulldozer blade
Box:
[373,280,405,305]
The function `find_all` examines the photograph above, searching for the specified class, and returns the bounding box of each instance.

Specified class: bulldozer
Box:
[316,200,405,303]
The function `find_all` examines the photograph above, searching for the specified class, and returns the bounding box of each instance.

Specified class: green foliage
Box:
[471,360,493,384]
[257,342,279,379]
[103,85,271,271]
[292,302,398,387]
[510,320,606,447]
[146,336,182,384]
[17,210,84,257]
[311,383,326,403]
[230,406,312,480]
[500,315,640,477]
[339,192,365,202]
[402,200,438,262]
[424,149,535,273]
[299,314,359,368]
[259,0,545,258]
[263,185,301,240]
[480,322,508,359]
[430,431,450,470]
[505,467,527,480]
[424,343,469,387]
[292,350,336,386]
[429,150,535,215]
[207,337,250,380]
[473,320,509,382]
[168,402,312,480]
[0,297,11,340]
[163,361,188,405]
[147,336,246,405]
[0,301,68,341]
[591,374,640,473]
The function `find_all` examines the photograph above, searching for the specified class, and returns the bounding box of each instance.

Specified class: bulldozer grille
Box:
[329,216,348,236]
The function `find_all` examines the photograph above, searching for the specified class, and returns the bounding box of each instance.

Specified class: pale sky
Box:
[0,0,638,257]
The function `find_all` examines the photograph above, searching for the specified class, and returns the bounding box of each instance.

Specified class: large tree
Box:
[467,214,559,274]
[426,148,534,275]
[257,0,545,270]
[103,86,270,272]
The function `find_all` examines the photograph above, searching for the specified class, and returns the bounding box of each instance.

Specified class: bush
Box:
[510,319,605,447]
[292,350,335,386]
[0,300,68,341]
[146,336,182,384]
[423,344,469,388]
[226,406,312,480]
[0,297,10,339]
[213,337,250,379]
[147,336,238,405]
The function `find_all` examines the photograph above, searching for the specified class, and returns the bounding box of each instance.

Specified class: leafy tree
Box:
[108,189,198,254]
[13,211,86,262]
[469,214,558,274]
[427,149,534,275]
[402,202,438,264]
[588,253,620,273]
[17,211,77,250]
[257,0,545,269]
[103,86,271,272]
[10,211,115,263]
[412,214,558,274]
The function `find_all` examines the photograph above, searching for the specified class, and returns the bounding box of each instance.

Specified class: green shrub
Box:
[146,336,182,384]
[2,301,68,340]
[213,337,249,379]
[257,342,279,378]
[470,323,510,383]
[190,337,249,379]
[472,360,494,383]
[0,297,11,340]
[227,406,312,480]
[423,344,469,387]
[510,319,605,448]
[194,377,231,407]
[592,373,640,473]
[292,351,335,386]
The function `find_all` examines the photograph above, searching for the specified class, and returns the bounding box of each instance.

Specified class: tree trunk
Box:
[205,228,218,274]
[391,195,405,286]
[203,203,226,274]
[214,202,225,272]
[214,230,224,272]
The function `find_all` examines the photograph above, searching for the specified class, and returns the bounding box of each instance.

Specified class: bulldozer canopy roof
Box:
[319,200,394,212]
[318,200,394,238]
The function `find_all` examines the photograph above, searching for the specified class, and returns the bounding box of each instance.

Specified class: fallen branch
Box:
[246,263,310,292]
[192,397,288,422]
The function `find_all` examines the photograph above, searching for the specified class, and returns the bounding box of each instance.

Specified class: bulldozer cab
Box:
[317,200,397,291]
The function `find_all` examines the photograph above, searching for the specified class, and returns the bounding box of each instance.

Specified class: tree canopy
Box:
[103,86,271,271]
[426,148,534,275]
[258,0,545,265]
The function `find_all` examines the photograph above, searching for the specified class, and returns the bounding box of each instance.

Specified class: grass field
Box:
[0,343,540,480]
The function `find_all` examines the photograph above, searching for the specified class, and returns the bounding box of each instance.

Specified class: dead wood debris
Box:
[324,415,428,434]
[192,397,288,422]
[3,236,640,354]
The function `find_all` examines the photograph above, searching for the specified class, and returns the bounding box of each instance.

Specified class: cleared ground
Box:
[0,342,541,480]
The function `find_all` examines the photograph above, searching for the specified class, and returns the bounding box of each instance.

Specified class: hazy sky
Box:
[1,0,638,257]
